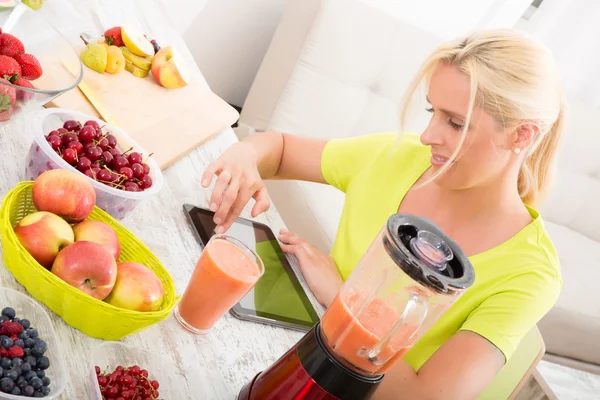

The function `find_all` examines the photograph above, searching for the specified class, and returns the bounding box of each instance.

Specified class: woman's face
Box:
[421,64,518,190]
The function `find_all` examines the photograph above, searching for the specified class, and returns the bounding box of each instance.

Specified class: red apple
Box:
[33,169,96,222]
[73,220,121,260]
[51,241,117,300]
[104,262,165,312]
[14,211,74,269]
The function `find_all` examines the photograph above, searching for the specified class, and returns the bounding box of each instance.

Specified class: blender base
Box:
[238,322,383,400]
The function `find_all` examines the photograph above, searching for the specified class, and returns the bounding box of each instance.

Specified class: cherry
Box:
[86,146,103,162]
[62,148,77,164]
[94,129,103,140]
[47,135,62,150]
[110,172,120,183]
[113,156,129,169]
[142,163,150,175]
[141,175,152,189]
[63,120,81,132]
[107,134,118,148]
[84,120,100,130]
[127,152,142,165]
[48,130,60,136]
[62,133,78,146]
[109,148,121,159]
[102,151,114,167]
[98,138,110,151]
[78,126,96,143]
[84,169,96,180]
[68,141,83,155]
[130,163,144,179]
[124,182,139,192]
[77,156,92,172]
[119,167,133,180]
[56,127,68,134]
[97,169,112,182]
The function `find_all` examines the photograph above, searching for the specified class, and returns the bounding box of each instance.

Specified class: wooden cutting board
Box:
[39,52,239,170]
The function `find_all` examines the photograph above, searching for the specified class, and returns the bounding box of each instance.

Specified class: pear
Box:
[80,43,107,74]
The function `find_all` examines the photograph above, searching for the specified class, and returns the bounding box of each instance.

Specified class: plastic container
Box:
[25,108,163,220]
[88,342,190,399]
[0,287,68,399]
[0,182,178,340]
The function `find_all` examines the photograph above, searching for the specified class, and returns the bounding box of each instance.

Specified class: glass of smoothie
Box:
[174,235,264,334]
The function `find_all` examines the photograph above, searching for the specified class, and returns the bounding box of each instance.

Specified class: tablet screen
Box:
[185,206,319,329]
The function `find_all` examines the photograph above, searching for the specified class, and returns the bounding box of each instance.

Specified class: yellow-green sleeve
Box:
[321,133,399,193]
[459,269,561,362]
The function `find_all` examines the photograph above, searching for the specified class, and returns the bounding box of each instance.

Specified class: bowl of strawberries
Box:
[0,2,83,122]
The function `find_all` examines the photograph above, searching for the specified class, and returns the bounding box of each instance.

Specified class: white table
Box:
[0,2,304,398]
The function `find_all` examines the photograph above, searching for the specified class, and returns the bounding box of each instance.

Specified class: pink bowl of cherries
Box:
[26,108,163,220]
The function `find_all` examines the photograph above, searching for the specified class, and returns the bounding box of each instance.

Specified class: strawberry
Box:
[104,26,123,47]
[0,33,24,57]
[13,77,34,101]
[13,53,42,80]
[0,320,22,336]
[7,345,24,359]
[0,77,16,112]
[0,54,21,78]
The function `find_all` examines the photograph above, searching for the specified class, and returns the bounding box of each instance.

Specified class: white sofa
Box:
[237,0,600,375]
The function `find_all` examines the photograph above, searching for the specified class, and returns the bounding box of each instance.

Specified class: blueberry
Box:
[19,319,30,330]
[0,377,13,392]
[0,336,7,342]
[25,356,36,368]
[10,386,20,395]
[21,362,31,373]
[30,377,42,390]
[24,348,31,357]
[36,356,49,370]
[0,316,7,323]
[27,329,38,339]
[41,386,50,396]
[23,371,36,381]
[11,358,22,368]
[0,358,10,369]
[35,370,44,378]
[12,317,20,323]
[14,340,24,349]
[33,391,44,398]
[19,331,30,340]
[24,338,35,348]
[1,338,13,348]
[17,379,27,389]
[31,345,46,358]
[1,308,15,320]
[0,367,2,377]
[41,376,50,387]
[22,385,34,396]
[5,370,17,381]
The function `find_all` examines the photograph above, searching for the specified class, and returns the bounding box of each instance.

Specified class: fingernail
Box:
[202,179,208,187]
[214,217,222,224]
[215,226,224,234]
[281,228,288,233]
[210,203,217,211]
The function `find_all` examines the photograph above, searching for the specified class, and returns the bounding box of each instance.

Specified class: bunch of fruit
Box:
[95,365,160,400]
[0,307,52,397]
[14,170,165,312]
[44,118,153,192]
[0,27,43,121]
[80,24,188,89]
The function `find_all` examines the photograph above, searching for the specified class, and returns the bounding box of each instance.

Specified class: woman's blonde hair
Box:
[400,28,565,207]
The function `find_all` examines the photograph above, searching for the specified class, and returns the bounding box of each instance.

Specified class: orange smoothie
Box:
[321,290,417,374]
[176,237,263,332]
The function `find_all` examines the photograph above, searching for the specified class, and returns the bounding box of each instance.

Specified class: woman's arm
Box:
[373,331,504,400]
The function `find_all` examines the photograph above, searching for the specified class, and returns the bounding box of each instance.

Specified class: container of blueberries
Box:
[0,288,67,399]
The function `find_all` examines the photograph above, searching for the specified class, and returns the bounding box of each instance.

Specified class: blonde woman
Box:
[202,29,563,399]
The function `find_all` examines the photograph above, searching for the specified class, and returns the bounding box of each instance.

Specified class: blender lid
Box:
[384,214,475,294]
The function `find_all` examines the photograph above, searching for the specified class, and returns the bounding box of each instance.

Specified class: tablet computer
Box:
[183,204,320,332]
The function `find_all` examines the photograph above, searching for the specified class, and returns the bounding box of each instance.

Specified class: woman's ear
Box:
[511,124,539,154]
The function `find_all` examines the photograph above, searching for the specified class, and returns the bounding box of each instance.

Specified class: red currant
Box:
[95,366,101,376]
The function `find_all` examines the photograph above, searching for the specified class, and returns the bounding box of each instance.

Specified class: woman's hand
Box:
[202,142,271,233]
[278,229,343,308]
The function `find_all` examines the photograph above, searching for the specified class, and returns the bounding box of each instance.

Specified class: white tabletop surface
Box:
[0,1,304,398]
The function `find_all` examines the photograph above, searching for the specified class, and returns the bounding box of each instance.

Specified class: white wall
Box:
[174,0,531,107]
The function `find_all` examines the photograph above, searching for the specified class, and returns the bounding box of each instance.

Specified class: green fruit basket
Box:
[0,181,178,340]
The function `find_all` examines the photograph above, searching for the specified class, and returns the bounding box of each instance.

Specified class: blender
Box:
[238,214,475,400]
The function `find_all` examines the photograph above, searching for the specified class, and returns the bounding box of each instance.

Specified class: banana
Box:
[120,46,152,71]
[124,59,149,78]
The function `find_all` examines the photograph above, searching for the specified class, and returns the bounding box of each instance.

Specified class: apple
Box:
[51,241,117,300]
[151,45,189,89]
[33,169,96,222]
[14,211,74,269]
[73,220,121,261]
[104,262,165,312]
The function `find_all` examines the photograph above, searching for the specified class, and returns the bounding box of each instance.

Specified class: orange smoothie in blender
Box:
[175,236,264,333]
[321,290,417,374]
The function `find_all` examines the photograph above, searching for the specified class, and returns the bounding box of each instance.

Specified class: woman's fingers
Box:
[208,170,232,212]
[201,160,221,188]
[278,230,303,245]
[218,188,254,233]
[251,187,271,217]
[213,179,240,226]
